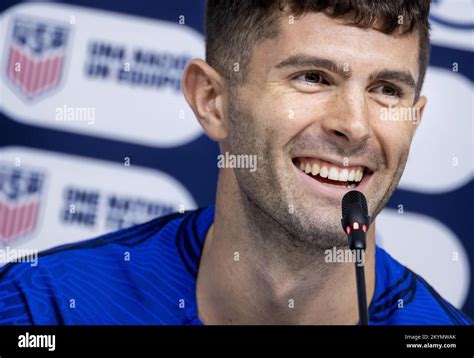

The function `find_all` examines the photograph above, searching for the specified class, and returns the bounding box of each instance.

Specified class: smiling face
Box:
[223,11,426,248]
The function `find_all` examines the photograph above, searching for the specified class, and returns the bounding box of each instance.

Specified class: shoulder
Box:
[0,210,197,325]
[371,247,472,325]
[1,209,185,280]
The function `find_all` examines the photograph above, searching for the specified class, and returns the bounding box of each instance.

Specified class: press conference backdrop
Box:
[0,0,472,318]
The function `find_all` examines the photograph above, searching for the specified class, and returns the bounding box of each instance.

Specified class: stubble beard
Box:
[226,96,409,256]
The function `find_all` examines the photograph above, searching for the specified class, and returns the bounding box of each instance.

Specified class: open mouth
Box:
[292,157,373,190]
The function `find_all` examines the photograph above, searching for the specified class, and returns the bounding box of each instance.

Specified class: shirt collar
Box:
[177,206,414,325]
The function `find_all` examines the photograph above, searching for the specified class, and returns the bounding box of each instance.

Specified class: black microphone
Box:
[341,190,371,325]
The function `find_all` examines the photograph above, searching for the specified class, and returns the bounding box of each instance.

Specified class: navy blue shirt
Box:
[0,206,471,325]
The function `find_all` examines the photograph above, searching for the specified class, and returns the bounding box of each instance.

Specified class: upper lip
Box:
[292,154,375,173]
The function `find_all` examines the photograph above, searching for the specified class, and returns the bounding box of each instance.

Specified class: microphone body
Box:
[341,190,371,326]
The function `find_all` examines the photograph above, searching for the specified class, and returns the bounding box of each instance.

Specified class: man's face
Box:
[225,12,424,248]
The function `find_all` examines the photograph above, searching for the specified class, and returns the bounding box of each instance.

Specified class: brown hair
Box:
[206,0,431,100]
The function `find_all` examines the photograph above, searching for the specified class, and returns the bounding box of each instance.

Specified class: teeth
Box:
[348,170,355,182]
[320,166,329,178]
[339,169,349,181]
[297,159,367,184]
[328,167,339,180]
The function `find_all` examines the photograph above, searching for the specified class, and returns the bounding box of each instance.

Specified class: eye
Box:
[292,71,330,90]
[373,84,403,98]
[370,83,406,106]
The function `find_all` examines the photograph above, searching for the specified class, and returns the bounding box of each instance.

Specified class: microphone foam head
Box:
[341,190,369,219]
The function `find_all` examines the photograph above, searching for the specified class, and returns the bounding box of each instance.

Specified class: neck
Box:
[196,169,376,325]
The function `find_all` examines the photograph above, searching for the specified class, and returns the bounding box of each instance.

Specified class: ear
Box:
[412,95,427,135]
[182,59,228,141]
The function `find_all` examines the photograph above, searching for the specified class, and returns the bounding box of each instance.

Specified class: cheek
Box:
[239,96,293,152]
[371,116,415,171]
[266,92,332,141]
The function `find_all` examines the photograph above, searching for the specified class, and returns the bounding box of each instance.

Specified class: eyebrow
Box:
[275,54,417,89]
[368,70,416,89]
[275,54,352,80]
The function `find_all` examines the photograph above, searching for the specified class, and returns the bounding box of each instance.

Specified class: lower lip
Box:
[293,163,372,199]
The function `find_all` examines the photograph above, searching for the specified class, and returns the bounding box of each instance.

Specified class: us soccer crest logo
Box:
[0,165,45,244]
[5,17,70,101]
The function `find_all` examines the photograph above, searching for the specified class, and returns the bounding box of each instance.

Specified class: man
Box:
[0,0,471,325]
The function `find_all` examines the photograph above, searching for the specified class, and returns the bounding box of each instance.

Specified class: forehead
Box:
[256,11,420,80]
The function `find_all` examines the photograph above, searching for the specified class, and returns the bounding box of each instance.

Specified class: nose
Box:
[321,89,373,147]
